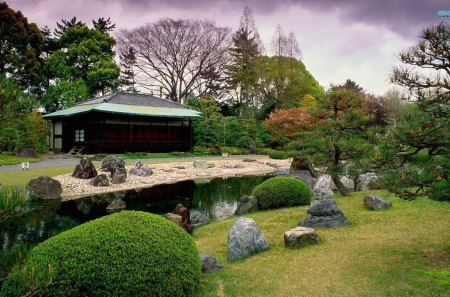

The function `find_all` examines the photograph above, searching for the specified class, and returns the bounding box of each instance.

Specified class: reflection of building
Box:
[44,92,202,153]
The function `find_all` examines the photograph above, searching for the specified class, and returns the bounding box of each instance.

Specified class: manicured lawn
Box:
[0,166,73,187]
[194,191,450,297]
[0,152,42,166]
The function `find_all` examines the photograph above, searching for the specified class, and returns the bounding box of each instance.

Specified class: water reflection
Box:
[0,175,271,265]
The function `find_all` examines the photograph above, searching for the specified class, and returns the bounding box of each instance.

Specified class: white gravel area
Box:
[54,158,291,201]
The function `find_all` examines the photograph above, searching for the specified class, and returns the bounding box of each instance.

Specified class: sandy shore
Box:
[54,158,291,201]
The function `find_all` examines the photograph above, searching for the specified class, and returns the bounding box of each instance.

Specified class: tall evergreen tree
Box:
[119,47,137,93]
[93,17,116,34]
[54,16,85,37]
[227,6,262,114]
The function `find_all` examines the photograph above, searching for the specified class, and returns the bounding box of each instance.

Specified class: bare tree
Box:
[271,24,287,57]
[116,18,232,103]
[286,32,302,60]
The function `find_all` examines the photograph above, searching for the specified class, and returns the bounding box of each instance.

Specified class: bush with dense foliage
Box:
[263,107,319,140]
[0,211,201,297]
[252,176,311,209]
[268,150,297,160]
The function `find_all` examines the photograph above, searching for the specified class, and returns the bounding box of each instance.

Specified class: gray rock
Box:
[190,210,210,228]
[111,166,127,184]
[243,158,257,162]
[364,195,392,210]
[300,198,349,228]
[284,226,320,249]
[235,195,259,215]
[313,174,337,191]
[233,163,245,169]
[276,167,290,175]
[291,170,313,188]
[129,161,153,177]
[193,160,214,169]
[200,253,224,273]
[19,148,39,158]
[228,217,269,261]
[213,201,237,221]
[356,172,380,191]
[339,176,355,193]
[26,176,62,200]
[100,155,125,173]
[89,174,109,187]
[106,199,126,213]
[72,158,98,179]
[313,187,334,198]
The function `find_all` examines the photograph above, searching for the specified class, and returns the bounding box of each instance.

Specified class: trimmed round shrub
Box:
[1,211,201,297]
[252,176,311,209]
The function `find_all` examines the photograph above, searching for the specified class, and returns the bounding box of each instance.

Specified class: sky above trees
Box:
[12,0,448,95]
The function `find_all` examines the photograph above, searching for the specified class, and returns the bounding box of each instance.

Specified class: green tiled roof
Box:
[43,102,202,119]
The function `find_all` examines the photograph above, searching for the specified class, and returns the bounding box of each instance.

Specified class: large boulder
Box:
[356,172,380,191]
[235,195,259,215]
[363,195,392,210]
[190,210,210,228]
[72,158,98,179]
[300,198,349,228]
[291,170,313,188]
[100,155,125,173]
[290,156,318,178]
[339,176,355,193]
[284,226,320,249]
[106,199,126,213]
[129,161,153,177]
[19,148,39,158]
[90,174,109,187]
[200,253,224,273]
[193,160,214,169]
[111,166,127,184]
[228,217,269,261]
[26,176,62,200]
[313,174,337,191]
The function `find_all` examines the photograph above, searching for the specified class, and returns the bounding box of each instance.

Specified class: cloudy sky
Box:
[10,0,449,95]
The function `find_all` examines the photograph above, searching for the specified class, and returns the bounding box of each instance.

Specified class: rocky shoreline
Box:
[54,158,291,201]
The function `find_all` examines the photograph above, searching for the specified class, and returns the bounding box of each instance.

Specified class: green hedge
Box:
[1,211,201,297]
[268,150,298,160]
[252,177,311,209]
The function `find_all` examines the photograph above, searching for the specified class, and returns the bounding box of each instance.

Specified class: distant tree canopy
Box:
[0,2,44,93]
[117,18,232,103]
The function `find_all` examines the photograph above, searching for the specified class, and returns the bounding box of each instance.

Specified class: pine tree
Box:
[119,47,137,93]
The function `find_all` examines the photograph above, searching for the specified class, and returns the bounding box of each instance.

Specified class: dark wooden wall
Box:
[59,112,193,153]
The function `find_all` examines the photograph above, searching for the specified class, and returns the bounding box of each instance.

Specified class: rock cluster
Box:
[300,198,349,228]
[166,204,193,234]
[89,174,109,187]
[129,161,152,177]
[19,148,39,158]
[72,158,98,179]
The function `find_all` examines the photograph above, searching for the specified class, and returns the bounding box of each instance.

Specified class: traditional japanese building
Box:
[44,92,202,154]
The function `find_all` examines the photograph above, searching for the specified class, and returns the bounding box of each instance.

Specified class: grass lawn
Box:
[0,152,42,166]
[0,166,73,187]
[194,191,450,297]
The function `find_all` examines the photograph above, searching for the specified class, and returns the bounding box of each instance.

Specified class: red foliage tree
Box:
[263,107,318,139]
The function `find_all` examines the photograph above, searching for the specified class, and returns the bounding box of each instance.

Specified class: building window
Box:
[75,129,84,142]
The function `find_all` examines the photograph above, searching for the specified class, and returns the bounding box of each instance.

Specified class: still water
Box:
[0,175,271,262]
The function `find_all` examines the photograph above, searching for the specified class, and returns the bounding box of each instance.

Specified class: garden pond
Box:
[0,174,272,271]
